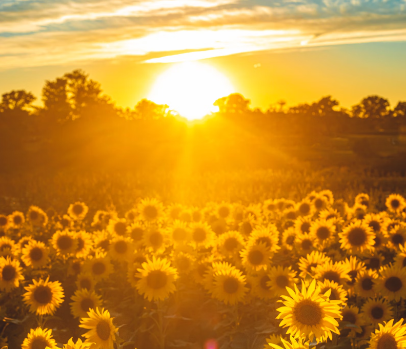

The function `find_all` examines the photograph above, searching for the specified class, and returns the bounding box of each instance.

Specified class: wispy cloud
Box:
[0,0,404,69]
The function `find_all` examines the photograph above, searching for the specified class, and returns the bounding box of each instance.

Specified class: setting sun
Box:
[148,61,234,120]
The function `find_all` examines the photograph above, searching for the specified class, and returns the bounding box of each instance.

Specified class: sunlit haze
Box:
[148,62,234,120]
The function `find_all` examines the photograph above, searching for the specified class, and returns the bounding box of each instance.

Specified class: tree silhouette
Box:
[134,99,169,120]
[0,90,35,111]
[42,78,72,123]
[214,93,250,114]
[352,96,390,118]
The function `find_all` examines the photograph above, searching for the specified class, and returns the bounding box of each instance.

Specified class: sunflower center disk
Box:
[33,286,53,304]
[301,239,312,250]
[342,311,356,324]
[260,275,270,290]
[276,275,289,289]
[361,278,374,291]
[224,238,238,251]
[385,277,402,292]
[149,232,163,247]
[223,277,239,294]
[317,227,330,240]
[80,298,95,313]
[294,300,322,326]
[371,306,384,320]
[30,247,43,261]
[391,234,404,246]
[92,262,106,275]
[115,222,127,235]
[248,250,264,265]
[31,338,50,349]
[80,279,92,290]
[147,270,168,289]
[57,236,73,250]
[144,206,158,219]
[347,228,367,246]
[114,241,128,254]
[73,204,84,215]
[377,333,398,349]
[2,265,16,281]
[96,320,111,341]
[322,271,340,284]
[192,228,206,242]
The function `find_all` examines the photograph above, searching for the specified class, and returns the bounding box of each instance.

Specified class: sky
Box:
[0,0,405,111]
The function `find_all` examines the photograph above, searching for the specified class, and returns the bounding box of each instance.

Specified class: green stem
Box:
[156,300,165,349]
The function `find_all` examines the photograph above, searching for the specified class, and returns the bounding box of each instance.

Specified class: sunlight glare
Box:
[148,61,234,120]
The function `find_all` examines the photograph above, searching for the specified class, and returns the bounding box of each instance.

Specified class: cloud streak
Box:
[0,0,404,69]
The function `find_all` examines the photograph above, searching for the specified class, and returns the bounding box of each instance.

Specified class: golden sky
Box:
[0,0,405,111]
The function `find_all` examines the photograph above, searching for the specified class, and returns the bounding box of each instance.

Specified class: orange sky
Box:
[0,0,405,112]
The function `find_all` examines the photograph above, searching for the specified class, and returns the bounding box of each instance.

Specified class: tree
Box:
[351,96,390,118]
[310,96,339,117]
[392,101,406,118]
[214,93,250,114]
[134,99,169,120]
[42,78,72,123]
[0,90,35,111]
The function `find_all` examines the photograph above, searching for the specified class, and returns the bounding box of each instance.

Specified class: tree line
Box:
[0,70,405,173]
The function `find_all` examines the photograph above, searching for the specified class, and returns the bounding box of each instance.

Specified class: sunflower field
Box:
[0,187,405,349]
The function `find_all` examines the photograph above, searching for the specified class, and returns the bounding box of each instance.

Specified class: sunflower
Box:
[263,334,284,349]
[109,236,133,262]
[296,200,314,217]
[76,272,95,291]
[352,204,368,220]
[0,236,15,257]
[192,258,212,285]
[251,269,274,300]
[355,193,370,208]
[239,217,256,237]
[93,231,111,253]
[0,215,9,232]
[59,214,74,230]
[339,221,375,254]
[143,227,167,253]
[319,208,342,221]
[282,228,297,251]
[68,259,83,276]
[395,243,406,268]
[27,205,48,227]
[310,219,336,248]
[212,266,247,305]
[294,233,316,256]
[84,254,113,281]
[138,198,163,222]
[23,277,64,315]
[283,208,297,221]
[217,231,244,257]
[314,260,351,285]
[385,194,406,214]
[190,222,215,248]
[70,288,102,318]
[387,223,406,251]
[171,252,195,275]
[80,307,118,349]
[361,298,393,325]
[374,264,406,301]
[68,201,89,221]
[248,226,280,254]
[0,257,24,291]
[368,319,406,349]
[311,195,329,212]
[294,217,313,235]
[107,218,128,237]
[317,280,347,305]
[22,327,57,349]
[263,199,278,216]
[63,337,93,349]
[52,230,78,256]
[354,269,378,298]
[364,252,385,271]
[267,266,298,298]
[298,251,330,279]
[364,214,384,233]
[75,231,92,259]
[332,199,349,218]
[341,305,362,334]
[8,211,25,229]
[216,202,231,219]
[127,262,142,288]
[320,190,334,205]
[127,222,145,247]
[125,208,138,222]
[166,221,190,247]
[240,242,272,272]
[343,256,366,289]
[136,257,177,301]
[269,337,309,349]
[276,280,342,342]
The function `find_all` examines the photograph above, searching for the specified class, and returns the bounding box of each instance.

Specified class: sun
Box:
[148,61,234,120]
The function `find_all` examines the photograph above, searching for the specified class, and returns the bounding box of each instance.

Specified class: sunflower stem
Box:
[156,300,166,349]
